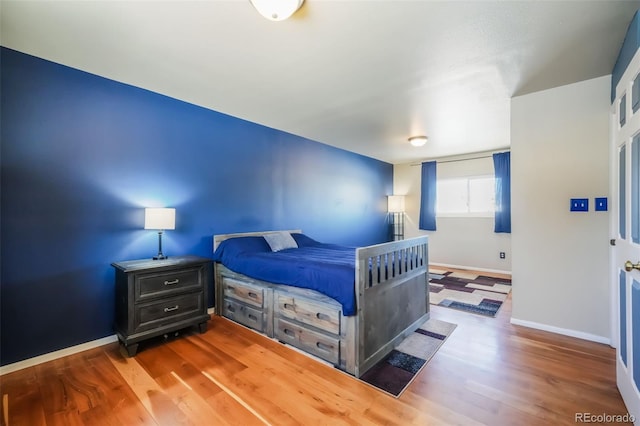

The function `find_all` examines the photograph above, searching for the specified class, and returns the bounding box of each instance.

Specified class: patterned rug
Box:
[429,268,512,317]
[360,318,456,397]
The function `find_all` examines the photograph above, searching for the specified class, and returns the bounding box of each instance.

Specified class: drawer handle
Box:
[248,292,258,299]
[284,328,295,337]
[248,314,257,322]
[226,304,235,313]
[284,303,295,311]
[164,305,179,313]
[316,342,333,352]
[227,285,235,290]
[316,312,331,321]
[164,279,180,286]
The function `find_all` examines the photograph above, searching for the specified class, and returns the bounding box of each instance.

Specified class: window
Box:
[633,73,640,113]
[436,176,495,217]
[621,93,627,127]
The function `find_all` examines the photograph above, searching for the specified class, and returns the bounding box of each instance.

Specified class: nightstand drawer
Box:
[136,268,203,302]
[134,293,204,332]
[222,277,264,308]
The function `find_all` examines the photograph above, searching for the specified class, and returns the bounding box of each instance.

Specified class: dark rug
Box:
[429,268,512,317]
[360,318,456,397]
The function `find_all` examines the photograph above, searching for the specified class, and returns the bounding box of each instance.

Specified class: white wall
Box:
[511,75,611,341]
[394,155,512,273]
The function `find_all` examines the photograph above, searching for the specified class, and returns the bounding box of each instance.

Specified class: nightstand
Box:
[112,255,211,356]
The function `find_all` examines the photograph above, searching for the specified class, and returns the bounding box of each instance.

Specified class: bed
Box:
[212,230,429,378]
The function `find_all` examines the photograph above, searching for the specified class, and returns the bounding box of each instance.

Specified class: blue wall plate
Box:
[570,198,589,212]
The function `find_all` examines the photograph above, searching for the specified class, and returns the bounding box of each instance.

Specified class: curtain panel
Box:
[419,161,437,231]
[493,152,511,233]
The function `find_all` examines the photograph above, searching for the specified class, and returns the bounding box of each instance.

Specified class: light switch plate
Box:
[595,197,608,211]
[570,198,589,212]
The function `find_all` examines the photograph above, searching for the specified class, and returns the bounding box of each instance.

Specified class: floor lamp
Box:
[387,195,405,240]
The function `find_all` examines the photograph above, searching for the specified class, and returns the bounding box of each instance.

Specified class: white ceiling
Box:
[1,0,638,164]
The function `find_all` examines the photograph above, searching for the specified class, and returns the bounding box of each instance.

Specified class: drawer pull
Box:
[284,328,295,337]
[164,279,180,286]
[226,304,236,313]
[248,292,258,299]
[164,305,179,313]
[226,285,235,290]
[284,303,295,311]
[316,312,331,321]
[248,314,258,322]
[316,342,333,352]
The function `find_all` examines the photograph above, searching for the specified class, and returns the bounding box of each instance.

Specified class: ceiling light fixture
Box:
[408,136,428,147]
[250,0,304,21]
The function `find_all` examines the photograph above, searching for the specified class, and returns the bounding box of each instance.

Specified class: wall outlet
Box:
[500,252,506,259]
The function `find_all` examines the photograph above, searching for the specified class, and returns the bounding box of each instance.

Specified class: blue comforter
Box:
[213,234,357,315]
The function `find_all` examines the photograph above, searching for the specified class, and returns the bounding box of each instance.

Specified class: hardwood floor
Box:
[1,269,631,425]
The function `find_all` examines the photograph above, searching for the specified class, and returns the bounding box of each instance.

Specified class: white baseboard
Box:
[0,334,118,376]
[430,262,512,276]
[1,308,218,376]
[510,317,611,345]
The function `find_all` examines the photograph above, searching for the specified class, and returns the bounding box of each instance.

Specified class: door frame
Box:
[612,45,640,421]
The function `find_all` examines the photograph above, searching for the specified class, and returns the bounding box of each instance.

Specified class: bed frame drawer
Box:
[223,298,265,332]
[275,318,340,365]
[275,293,340,335]
[222,278,264,308]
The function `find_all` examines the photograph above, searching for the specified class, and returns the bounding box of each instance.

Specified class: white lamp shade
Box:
[250,0,304,21]
[387,195,405,213]
[144,208,175,230]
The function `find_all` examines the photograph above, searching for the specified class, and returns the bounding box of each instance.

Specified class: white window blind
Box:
[436,176,495,217]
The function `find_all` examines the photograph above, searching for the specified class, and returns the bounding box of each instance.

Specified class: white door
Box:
[614,47,640,421]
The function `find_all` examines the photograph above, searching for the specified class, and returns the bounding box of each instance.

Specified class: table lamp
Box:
[144,208,175,260]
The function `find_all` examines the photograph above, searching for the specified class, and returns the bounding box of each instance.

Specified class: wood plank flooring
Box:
[0,269,631,425]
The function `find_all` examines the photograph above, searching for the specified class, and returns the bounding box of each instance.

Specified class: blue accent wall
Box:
[0,47,393,365]
[612,10,640,103]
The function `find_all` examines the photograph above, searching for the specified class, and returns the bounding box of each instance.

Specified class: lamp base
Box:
[153,231,168,260]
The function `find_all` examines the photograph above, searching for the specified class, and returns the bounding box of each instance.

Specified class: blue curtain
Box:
[493,152,511,233]
[419,161,437,231]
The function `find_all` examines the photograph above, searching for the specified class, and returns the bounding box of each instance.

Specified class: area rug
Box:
[429,268,512,317]
[359,318,456,397]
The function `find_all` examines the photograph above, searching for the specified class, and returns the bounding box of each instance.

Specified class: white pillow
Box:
[264,232,298,252]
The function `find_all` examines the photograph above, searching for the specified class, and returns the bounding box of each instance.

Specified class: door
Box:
[614,47,640,420]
